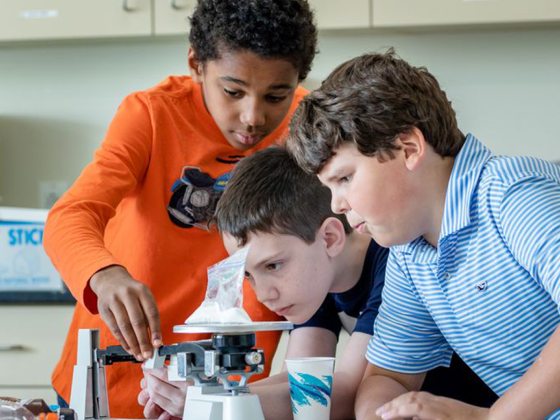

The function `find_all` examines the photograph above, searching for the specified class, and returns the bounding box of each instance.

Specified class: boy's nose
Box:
[331,194,349,214]
[255,282,279,305]
[241,100,265,128]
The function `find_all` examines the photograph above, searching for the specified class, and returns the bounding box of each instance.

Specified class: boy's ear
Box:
[188,47,204,83]
[318,217,346,258]
[396,127,428,171]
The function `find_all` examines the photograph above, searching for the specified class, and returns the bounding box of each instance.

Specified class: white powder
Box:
[219,307,252,324]
[186,301,252,324]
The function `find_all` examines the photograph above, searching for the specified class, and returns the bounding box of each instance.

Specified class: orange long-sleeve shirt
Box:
[44,76,306,418]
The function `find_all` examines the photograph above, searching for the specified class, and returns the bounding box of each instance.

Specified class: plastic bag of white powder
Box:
[186,247,252,324]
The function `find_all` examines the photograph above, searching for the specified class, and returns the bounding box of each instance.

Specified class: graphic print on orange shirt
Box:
[167,156,244,230]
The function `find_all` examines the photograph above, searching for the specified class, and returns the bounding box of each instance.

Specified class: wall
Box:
[1,26,560,208]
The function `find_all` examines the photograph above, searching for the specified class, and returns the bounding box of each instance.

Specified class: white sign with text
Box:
[0,207,63,292]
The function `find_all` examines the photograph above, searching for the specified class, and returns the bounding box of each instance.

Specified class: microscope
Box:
[69,322,292,420]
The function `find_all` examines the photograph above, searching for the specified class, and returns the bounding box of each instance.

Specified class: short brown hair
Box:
[214,146,351,246]
[287,49,465,173]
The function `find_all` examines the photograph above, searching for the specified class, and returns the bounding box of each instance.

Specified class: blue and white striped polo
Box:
[367,134,560,418]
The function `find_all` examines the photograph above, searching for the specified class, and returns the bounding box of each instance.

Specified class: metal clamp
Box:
[204,350,219,377]
[177,352,197,379]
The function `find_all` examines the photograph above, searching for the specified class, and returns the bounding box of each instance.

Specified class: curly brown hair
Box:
[189,0,318,80]
[287,49,465,173]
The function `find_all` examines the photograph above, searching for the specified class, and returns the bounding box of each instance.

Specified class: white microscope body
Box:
[69,322,292,420]
[182,386,264,420]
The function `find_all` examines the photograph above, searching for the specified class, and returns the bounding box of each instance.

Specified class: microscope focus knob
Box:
[245,351,263,365]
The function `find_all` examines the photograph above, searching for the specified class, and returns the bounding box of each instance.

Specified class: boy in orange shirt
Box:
[43,0,317,417]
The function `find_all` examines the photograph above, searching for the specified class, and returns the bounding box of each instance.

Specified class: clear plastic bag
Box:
[186,247,252,324]
[0,399,35,420]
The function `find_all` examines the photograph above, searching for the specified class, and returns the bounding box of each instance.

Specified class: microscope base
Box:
[183,387,265,420]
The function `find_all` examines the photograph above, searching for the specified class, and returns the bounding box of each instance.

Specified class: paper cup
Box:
[286,357,335,420]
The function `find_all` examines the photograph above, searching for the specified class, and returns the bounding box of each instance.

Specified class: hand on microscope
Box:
[89,265,163,361]
[138,380,174,420]
[138,368,188,419]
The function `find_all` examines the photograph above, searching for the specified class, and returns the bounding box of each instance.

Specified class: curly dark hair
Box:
[287,49,465,174]
[189,0,318,80]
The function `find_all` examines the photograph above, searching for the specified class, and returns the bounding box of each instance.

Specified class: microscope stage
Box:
[173,321,293,334]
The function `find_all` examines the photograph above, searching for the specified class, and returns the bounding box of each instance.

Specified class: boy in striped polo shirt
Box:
[287,50,560,420]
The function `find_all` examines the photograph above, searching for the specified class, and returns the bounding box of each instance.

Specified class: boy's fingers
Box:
[144,368,168,381]
[137,388,150,405]
[125,299,154,360]
[144,400,163,419]
[112,301,143,359]
[158,412,172,420]
[150,391,182,418]
[147,369,184,393]
[139,292,162,347]
[101,307,131,353]
[147,377,188,416]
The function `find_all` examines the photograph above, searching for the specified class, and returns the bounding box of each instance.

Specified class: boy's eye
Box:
[245,271,255,283]
[339,174,352,183]
[266,94,287,103]
[265,262,283,272]
[224,88,242,98]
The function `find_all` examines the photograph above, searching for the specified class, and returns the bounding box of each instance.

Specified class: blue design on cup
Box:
[288,372,333,414]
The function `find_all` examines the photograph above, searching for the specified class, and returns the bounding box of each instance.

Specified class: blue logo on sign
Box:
[8,228,44,246]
